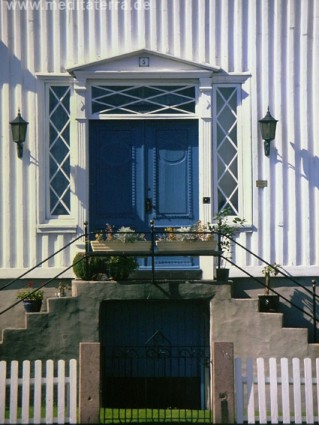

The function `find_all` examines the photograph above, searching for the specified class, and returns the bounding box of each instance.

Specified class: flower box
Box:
[156,240,217,254]
[90,240,152,254]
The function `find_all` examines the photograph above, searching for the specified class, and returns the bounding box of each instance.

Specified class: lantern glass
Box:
[10,112,28,143]
[259,109,278,141]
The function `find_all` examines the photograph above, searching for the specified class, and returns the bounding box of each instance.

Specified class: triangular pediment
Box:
[67,49,220,75]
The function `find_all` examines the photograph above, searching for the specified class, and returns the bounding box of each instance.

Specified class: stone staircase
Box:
[211,293,319,360]
[1,280,319,362]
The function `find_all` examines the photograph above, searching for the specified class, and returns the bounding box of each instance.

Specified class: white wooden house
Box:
[1,2,319,420]
[0,0,318,280]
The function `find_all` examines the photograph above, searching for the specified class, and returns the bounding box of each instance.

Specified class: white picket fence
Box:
[0,359,77,424]
[235,357,319,424]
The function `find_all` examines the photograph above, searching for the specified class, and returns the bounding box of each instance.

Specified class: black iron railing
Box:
[0,221,318,341]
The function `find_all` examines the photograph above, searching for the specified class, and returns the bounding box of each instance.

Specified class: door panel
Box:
[145,121,198,226]
[89,121,145,230]
[89,120,199,269]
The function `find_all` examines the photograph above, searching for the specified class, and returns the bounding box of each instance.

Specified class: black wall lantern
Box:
[10,109,29,158]
[259,107,278,156]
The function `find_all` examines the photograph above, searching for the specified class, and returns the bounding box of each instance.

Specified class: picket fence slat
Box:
[235,357,319,425]
[292,358,302,424]
[269,358,278,424]
[9,361,18,424]
[69,359,77,424]
[46,360,54,424]
[0,362,6,423]
[281,358,290,424]
[34,360,42,424]
[21,361,30,424]
[234,358,244,424]
[246,357,255,424]
[0,359,77,424]
[257,358,267,424]
[304,358,314,424]
[57,360,65,424]
[33,360,42,424]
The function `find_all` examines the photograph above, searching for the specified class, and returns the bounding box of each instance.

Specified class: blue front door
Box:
[89,120,199,268]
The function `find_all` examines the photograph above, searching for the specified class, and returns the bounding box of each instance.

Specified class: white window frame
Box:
[36,76,78,233]
[35,69,252,235]
[212,78,252,224]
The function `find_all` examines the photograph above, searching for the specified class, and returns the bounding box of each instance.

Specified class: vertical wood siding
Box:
[0,0,318,275]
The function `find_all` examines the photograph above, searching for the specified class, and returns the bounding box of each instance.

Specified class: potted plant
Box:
[156,221,217,253]
[105,256,138,280]
[91,225,151,253]
[17,283,44,312]
[56,281,70,297]
[72,252,138,281]
[73,252,108,280]
[258,263,281,312]
[209,208,245,282]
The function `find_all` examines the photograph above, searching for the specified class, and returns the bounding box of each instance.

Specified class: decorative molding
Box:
[37,224,78,233]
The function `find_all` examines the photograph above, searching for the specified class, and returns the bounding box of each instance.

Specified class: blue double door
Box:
[89,119,199,269]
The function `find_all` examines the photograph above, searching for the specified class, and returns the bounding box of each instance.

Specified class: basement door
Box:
[99,300,210,423]
[89,120,199,269]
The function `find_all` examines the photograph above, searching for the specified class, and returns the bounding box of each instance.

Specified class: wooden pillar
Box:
[79,342,100,424]
[212,342,235,424]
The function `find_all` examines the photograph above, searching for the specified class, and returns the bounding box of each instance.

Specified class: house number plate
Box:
[139,57,150,67]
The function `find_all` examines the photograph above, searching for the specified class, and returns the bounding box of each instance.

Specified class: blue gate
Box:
[99,301,211,423]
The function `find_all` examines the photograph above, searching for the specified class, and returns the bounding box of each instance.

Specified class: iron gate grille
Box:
[101,343,211,424]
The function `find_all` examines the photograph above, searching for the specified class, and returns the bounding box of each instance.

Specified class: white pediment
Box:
[67,49,220,79]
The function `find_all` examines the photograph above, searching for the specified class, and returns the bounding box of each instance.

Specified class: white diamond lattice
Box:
[91,85,196,115]
[216,87,239,214]
[49,86,71,215]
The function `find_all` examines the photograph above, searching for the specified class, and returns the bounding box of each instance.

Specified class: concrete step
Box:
[212,295,313,359]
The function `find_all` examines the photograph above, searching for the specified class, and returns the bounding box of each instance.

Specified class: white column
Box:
[198,78,213,222]
[73,78,88,251]
[198,78,214,279]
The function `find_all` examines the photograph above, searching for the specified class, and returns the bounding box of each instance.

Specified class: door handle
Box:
[145,198,153,213]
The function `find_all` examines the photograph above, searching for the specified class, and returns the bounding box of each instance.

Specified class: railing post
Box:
[217,219,222,269]
[150,220,155,284]
[313,280,317,343]
[84,221,89,274]
[212,342,235,424]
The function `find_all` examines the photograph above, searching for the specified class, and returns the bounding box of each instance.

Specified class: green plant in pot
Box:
[105,256,138,280]
[258,263,281,312]
[209,207,245,281]
[262,263,280,295]
[56,281,70,297]
[72,252,108,280]
[17,283,44,312]
[73,252,138,281]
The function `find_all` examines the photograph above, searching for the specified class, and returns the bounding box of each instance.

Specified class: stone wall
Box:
[1,280,318,362]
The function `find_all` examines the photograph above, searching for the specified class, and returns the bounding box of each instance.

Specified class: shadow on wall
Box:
[281,287,319,343]
[275,142,319,189]
[0,41,37,90]
[232,277,319,343]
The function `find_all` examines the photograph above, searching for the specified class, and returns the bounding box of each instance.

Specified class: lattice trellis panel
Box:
[216,87,239,215]
[91,85,196,115]
[49,86,71,216]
